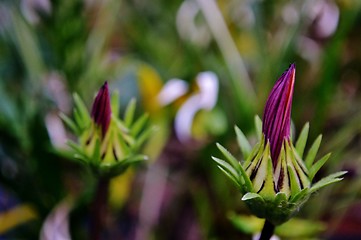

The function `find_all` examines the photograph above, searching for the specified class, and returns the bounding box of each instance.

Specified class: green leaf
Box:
[212,157,240,183]
[115,130,131,157]
[111,90,120,117]
[59,112,79,134]
[216,143,241,171]
[228,213,263,234]
[133,126,154,151]
[254,115,263,140]
[305,135,322,169]
[92,139,101,163]
[130,113,149,137]
[100,154,147,177]
[288,166,301,196]
[276,218,326,238]
[217,166,242,190]
[309,153,331,182]
[67,141,89,163]
[73,108,83,129]
[274,192,287,206]
[295,123,309,158]
[73,93,90,126]
[235,126,251,159]
[243,141,261,169]
[290,188,309,203]
[242,192,262,201]
[216,143,254,192]
[124,98,136,127]
[310,171,347,193]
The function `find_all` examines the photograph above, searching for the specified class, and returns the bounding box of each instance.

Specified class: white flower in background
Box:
[176,0,211,48]
[157,71,219,142]
[157,79,189,106]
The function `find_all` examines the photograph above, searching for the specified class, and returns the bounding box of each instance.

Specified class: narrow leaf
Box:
[242,193,262,201]
[73,108,83,129]
[235,126,252,159]
[216,143,254,192]
[130,113,149,136]
[134,126,154,150]
[73,93,90,125]
[254,115,263,140]
[217,166,242,190]
[290,188,309,203]
[111,90,120,117]
[309,153,331,182]
[124,98,136,127]
[295,122,309,158]
[67,141,88,160]
[274,192,287,206]
[310,171,347,193]
[305,135,322,169]
[216,143,240,171]
[288,165,301,196]
[212,157,240,181]
[59,112,78,134]
[92,139,101,163]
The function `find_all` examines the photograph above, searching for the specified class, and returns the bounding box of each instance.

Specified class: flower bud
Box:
[213,64,346,225]
[91,81,111,137]
[61,82,150,177]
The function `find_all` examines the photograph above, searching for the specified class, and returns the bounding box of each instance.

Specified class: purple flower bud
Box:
[262,64,295,166]
[91,82,111,137]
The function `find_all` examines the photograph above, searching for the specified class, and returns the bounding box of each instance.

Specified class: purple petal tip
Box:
[91,81,112,137]
[262,64,296,165]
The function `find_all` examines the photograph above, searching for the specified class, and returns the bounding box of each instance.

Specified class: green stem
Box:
[90,177,110,240]
[259,219,275,240]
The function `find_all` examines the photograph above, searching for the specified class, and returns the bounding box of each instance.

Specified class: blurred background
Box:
[0,0,361,239]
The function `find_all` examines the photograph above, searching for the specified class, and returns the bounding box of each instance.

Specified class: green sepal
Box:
[305,135,322,169]
[253,142,275,198]
[235,126,252,160]
[295,122,309,158]
[92,138,101,164]
[242,191,298,225]
[310,171,347,194]
[243,141,261,169]
[73,93,91,129]
[111,90,120,117]
[242,192,262,201]
[274,192,288,206]
[212,157,243,190]
[216,143,240,172]
[134,126,155,151]
[98,154,148,178]
[309,153,331,182]
[254,115,263,141]
[244,137,265,172]
[290,188,309,204]
[131,113,149,136]
[287,165,302,196]
[124,98,136,128]
[59,112,79,135]
[67,140,89,164]
[215,143,254,192]
[212,157,240,184]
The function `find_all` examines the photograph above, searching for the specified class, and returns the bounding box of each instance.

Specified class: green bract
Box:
[61,92,151,178]
[213,116,346,225]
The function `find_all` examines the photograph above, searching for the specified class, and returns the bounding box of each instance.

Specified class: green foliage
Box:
[0,0,360,238]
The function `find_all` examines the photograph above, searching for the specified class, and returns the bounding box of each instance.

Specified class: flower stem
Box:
[90,177,110,240]
[259,219,275,240]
